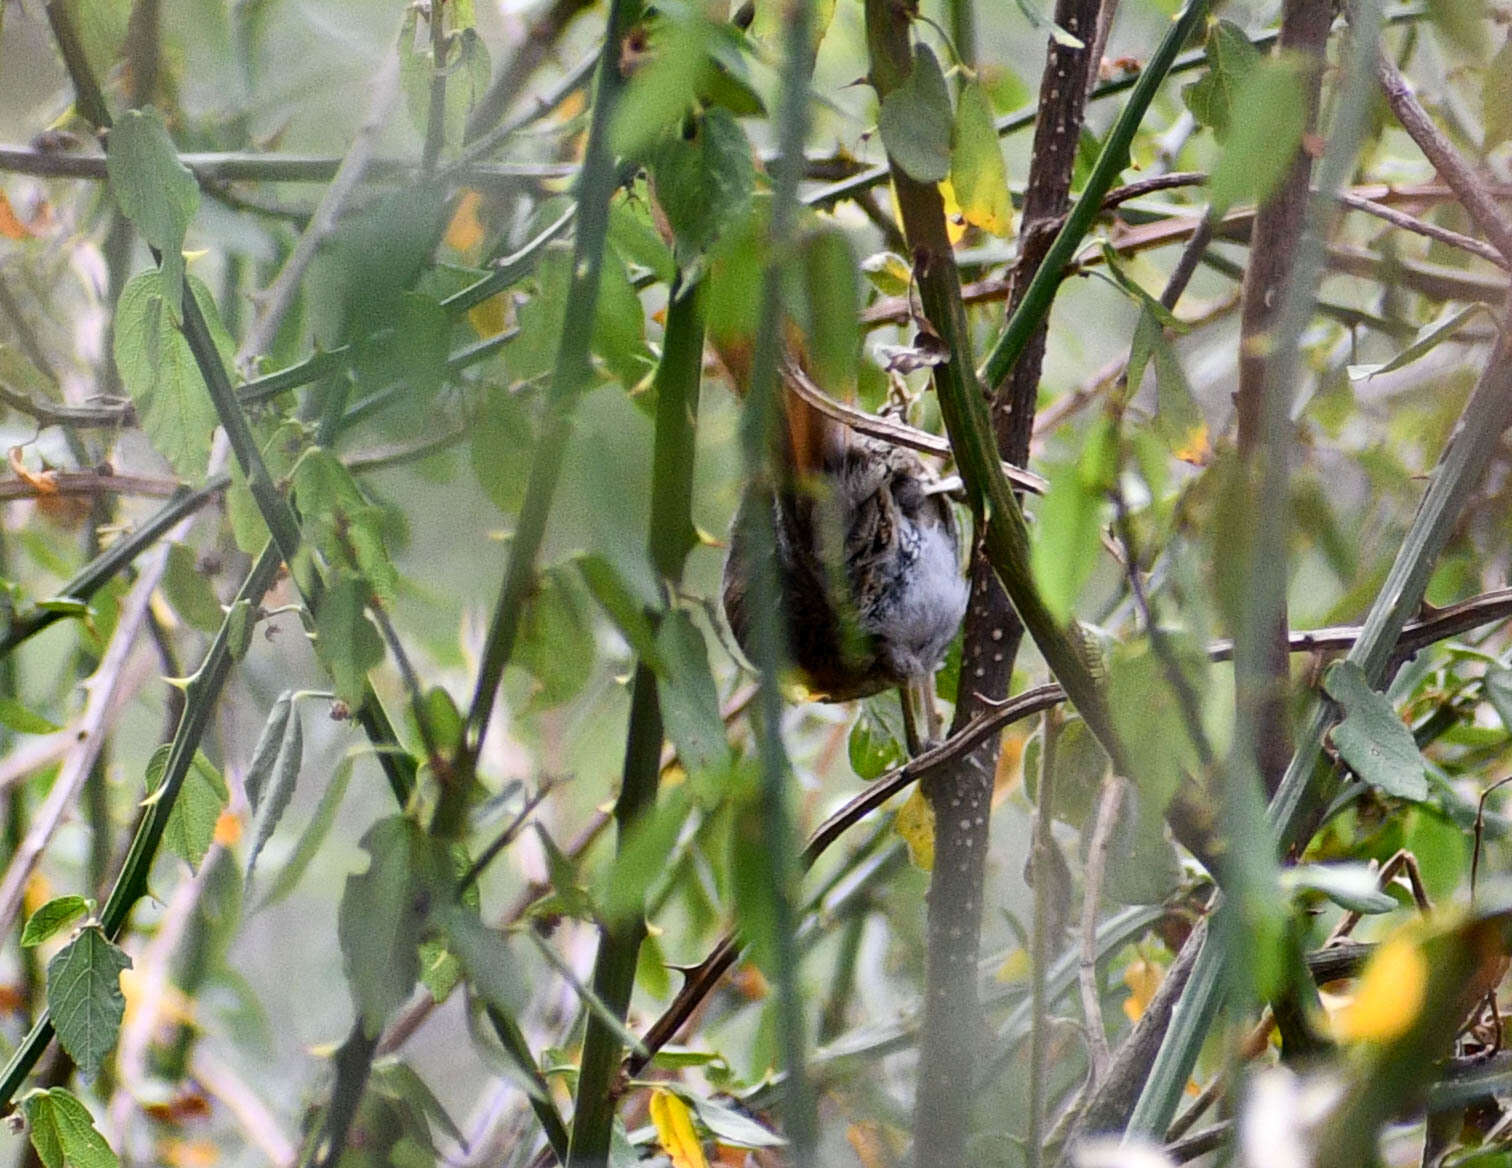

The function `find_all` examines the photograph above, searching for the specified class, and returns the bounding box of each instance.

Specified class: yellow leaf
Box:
[1122,957,1163,1023]
[1173,422,1212,466]
[445,188,486,256]
[950,79,1013,237]
[995,947,1030,984]
[1331,933,1428,1043]
[213,810,242,847]
[0,192,32,240]
[936,179,969,245]
[467,292,509,340]
[23,872,52,920]
[158,1137,220,1167]
[650,1089,709,1168]
[894,787,935,871]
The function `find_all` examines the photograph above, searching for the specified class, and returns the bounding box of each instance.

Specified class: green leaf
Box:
[577,553,662,664]
[1324,661,1430,801]
[1012,0,1086,48]
[1347,304,1488,382]
[860,251,912,297]
[1030,417,1116,623]
[1207,58,1307,217]
[848,701,905,780]
[225,598,256,661]
[245,703,303,883]
[1427,0,1488,58]
[596,787,694,923]
[338,816,448,1037]
[313,572,385,709]
[950,79,1012,236]
[646,107,756,257]
[400,15,493,152]
[515,568,594,710]
[21,896,90,948]
[370,1061,467,1151]
[680,1088,786,1149]
[437,903,524,1016]
[1282,863,1398,914]
[654,610,733,788]
[21,1087,120,1168]
[112,270,232,481]
[144,744,230,869]
[1484,39,1512,150]
[879,44,954,183]
[105,108,199,306]
[293,448,398,602]
[46,926,132,1079]
[0,697,61,735]
[1485,666,1512,732]
[257,754,354,907]
[162,542,224,633]
[593,247,654,389]
[801,228,860,398]
[1181,20,1261,140]
[472,383,538,516]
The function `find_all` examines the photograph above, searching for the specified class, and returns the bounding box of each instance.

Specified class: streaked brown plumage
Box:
[722,386,968,702]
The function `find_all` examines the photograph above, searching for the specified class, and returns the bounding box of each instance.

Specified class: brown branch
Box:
[1375,53,1512,265]
[1339,190,1509,269]
[780,358,1048,494]
[0,471,185,502]
[630,586,1512,1075]
[1233,0,1333,794]
[463,0,594,144]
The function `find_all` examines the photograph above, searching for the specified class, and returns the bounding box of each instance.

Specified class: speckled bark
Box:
[1234,0,1332,793]
[914,2,1103,1164]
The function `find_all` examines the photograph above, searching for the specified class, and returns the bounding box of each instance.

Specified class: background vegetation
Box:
[1,0,1512,1165]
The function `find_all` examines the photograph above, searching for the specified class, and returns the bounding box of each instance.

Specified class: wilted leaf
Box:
[650,1088,709,1168]
[1331,932,1428,1042]
[950,79,1012,236]
[894,787,935,871]
[1283,863,1397,914]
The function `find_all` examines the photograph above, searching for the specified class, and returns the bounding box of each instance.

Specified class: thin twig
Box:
[1078,774,1127,1087]
[1375,52,1512,264]
[780,357,1047,494]
[1338,189,1509,269]
[236,55,401,370]
[0,533,180,939]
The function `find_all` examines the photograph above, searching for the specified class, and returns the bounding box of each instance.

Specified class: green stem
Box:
[566,282,706,1164]
[978,0,1212,391]
[0,543,284,1113]
[452,0,635,826]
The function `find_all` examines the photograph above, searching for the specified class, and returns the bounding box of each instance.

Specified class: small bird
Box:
[722,372,970,711]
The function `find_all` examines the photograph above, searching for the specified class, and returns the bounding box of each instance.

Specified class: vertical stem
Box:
[422,0,449,174]
[1232,0,1333,795]
[734,0,818,1157]
[457,0,636,799]
[567,282,706,1166]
